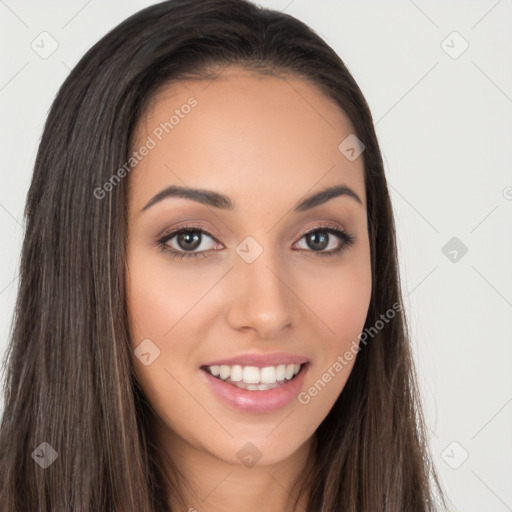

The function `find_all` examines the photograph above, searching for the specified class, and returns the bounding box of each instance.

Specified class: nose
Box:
[225,248,295,338]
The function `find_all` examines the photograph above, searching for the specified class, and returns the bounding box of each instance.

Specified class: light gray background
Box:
[0,1,511,510]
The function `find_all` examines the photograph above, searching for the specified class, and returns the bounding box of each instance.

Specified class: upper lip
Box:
[201,351,310,368]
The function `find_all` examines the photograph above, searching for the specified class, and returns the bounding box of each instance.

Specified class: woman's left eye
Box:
[294,227,355,256]
[157,225,355,260]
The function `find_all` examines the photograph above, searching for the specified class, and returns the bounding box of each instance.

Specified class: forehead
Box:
[129,67,366,212]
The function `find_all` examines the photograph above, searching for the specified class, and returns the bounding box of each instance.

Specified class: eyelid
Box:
[157,224,220,247]
[299,221,345,237]
[156,220,219,240]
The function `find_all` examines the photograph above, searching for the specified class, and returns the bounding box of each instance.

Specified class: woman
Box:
[0,0,447,510]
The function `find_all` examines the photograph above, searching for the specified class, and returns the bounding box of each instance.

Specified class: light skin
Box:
[126,66,372,512]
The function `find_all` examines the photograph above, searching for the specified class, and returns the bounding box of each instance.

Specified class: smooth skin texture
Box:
[126,66,372,512]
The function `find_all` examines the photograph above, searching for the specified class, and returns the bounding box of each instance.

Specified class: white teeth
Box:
[276,364,286,381]
[242,366,260,384]
[219,365,230,380]
[206,362,303,386]
[230,365,243,382]
[260,366,277,384]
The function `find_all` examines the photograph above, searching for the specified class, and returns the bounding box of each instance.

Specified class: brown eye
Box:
[174,230,203,251]
[304,231,329,251]
[295,227,355,256]
[157,227,220,260]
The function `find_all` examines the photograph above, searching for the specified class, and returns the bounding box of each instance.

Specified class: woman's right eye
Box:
[157,227,220,260]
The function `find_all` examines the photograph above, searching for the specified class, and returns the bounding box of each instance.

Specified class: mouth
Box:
[200,363,307,391]
[199,357,311,413]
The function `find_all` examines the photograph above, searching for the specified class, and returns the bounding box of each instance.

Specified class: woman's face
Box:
[126,67,372,467]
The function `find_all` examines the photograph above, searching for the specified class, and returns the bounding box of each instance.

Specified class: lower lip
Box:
[200,364,309,413]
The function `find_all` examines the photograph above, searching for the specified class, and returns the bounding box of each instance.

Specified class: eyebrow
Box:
[140,183,363,213]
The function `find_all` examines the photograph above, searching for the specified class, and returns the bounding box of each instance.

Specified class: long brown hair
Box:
[0,1,447,510]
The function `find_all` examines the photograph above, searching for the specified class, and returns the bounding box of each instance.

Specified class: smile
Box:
[199,353,310,413]
[203,363,304,391]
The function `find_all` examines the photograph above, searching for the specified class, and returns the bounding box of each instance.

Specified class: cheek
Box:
[125,248,196,391]
[296,243,372,416]
[305,242,372,349]
[126,250,210,443]
[126,246,214,347]
[317,263,371,339]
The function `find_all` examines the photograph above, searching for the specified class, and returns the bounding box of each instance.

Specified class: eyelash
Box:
[156,223,356,260]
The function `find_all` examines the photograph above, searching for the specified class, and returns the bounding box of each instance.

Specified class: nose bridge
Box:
[226,239,295,335]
